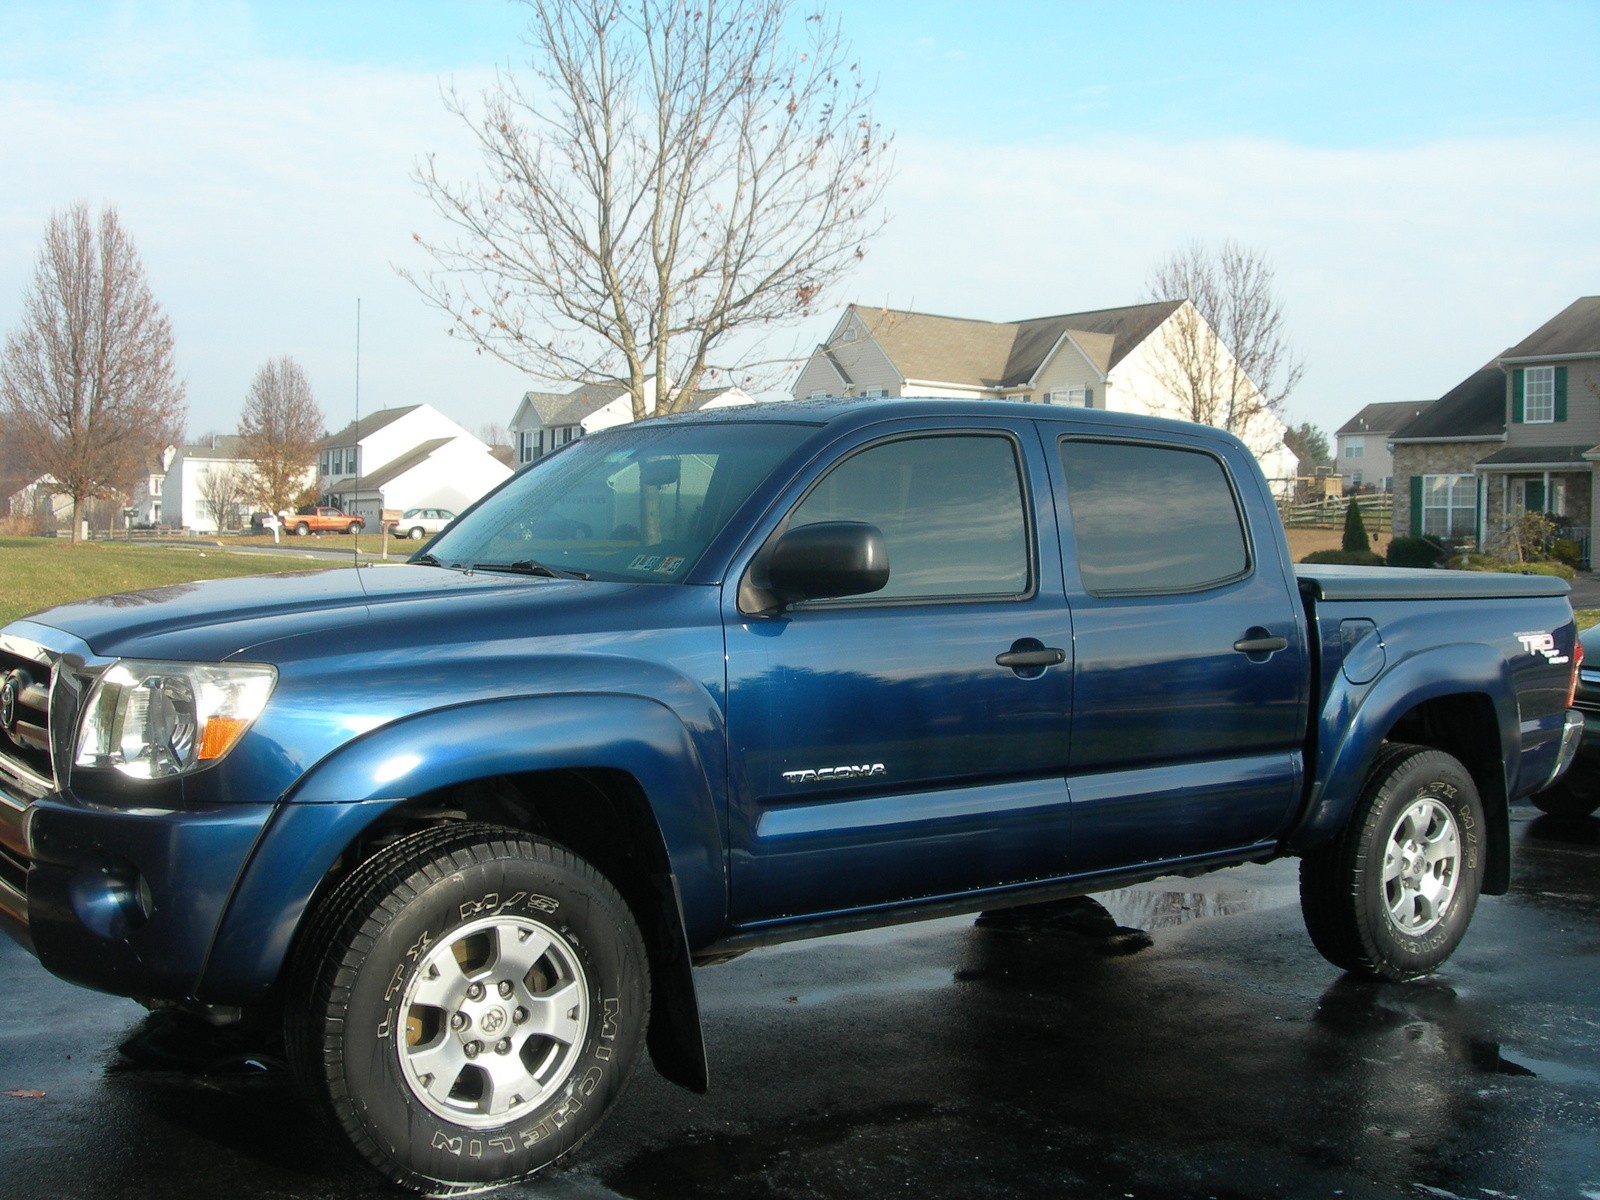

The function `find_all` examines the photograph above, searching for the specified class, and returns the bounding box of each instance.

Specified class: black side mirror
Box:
[766,521,890,605]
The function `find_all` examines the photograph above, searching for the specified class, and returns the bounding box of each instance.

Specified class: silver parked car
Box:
[388,507,456,540]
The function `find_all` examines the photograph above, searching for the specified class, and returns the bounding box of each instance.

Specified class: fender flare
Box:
[1291,641,1517,854]
[202,694,722,1090]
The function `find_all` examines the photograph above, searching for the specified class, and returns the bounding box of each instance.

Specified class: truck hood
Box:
[19,564,634,662]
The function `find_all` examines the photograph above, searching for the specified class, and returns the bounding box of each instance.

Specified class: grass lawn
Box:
[0,537,335,628]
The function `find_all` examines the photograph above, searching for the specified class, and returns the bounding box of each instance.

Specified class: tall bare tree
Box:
[197,462,248,532]
[0,204,186,541]
[407,0,891,421]
[237,356,323,515]
[1144,240,1304,438]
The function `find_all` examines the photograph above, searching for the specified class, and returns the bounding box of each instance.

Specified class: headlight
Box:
[75,661,276,779]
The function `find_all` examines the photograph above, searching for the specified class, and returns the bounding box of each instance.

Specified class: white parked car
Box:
[388,507,456,540]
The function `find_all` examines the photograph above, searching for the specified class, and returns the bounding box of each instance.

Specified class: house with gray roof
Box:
[1390,296,1600,561]
[1334,401,1432,492]
[316,404,509,525]
[793,301,1298,484]
[508,378,754,467]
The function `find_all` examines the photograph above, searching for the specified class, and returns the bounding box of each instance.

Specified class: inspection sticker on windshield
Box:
[1516,631,1570,665]
[626,554,686,576]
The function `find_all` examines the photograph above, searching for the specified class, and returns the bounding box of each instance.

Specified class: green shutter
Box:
[1555,366,1568,422]
[1526,481,1546,513]
[1512,369,1524,423]
[1409,475,1423,536]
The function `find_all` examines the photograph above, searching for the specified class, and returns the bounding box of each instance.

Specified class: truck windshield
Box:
[426,420,812,582]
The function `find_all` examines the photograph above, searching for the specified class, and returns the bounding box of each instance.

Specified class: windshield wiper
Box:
[471,560,591,581]
[412,552,446,567]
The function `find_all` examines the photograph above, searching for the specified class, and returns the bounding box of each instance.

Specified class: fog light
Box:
[69,862,153,939]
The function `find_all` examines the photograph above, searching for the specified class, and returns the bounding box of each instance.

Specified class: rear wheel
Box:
[295,521,310,536]
[286,824,649,1194]
[1300,744,1485,981]
[1531,774,1600,818]
[408,526,426,540]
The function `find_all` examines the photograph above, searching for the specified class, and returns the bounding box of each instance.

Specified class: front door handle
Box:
[1233,634,1289,655]
[996,646,1067,669]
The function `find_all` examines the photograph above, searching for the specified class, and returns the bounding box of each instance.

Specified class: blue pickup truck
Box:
[0,399,1584,1192]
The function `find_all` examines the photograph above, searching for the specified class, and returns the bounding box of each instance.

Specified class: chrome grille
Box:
[0,643,55,786]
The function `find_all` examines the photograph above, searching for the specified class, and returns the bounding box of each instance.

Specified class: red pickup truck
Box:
[288,506,364,536]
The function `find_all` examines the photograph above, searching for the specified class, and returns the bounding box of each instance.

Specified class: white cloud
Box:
[832,130,1600,431]
[2,26,1595,447]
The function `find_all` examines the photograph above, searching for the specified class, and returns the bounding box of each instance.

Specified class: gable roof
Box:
[176,434,248,460]
[1390,364,1506,441]
[320,405,421,448]
[352,438,455,491]
[845,300,1184,390]
[1335,401,1433,437]
[1500,296,1600,362]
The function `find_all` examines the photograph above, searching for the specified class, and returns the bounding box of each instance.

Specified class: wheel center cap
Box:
[479,1006,509,1036]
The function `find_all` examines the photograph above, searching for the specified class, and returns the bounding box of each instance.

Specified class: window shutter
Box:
[1511,369,1524,423]
[1526,481,1545,513]
[1409,476,1422,536]
[1554,366,1568,422]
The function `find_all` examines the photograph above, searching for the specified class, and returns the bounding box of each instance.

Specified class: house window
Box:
[1422,474,1475,539]
[517,430,536,464]
[1524,366,1555,423]
[1344,437,1365,459]
[1045,388,1090,407]
[861,387,889,398]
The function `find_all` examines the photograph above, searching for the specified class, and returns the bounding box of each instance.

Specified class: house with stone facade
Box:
[792,301,1298,485]
[1390,296,1600,563]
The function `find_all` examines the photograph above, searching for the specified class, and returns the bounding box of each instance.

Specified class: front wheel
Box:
[286,825,649,1193]
[1300,744,1485,981]
[346,521,363,534]
[408,526,426,540]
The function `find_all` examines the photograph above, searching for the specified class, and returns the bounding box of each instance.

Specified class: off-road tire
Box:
[285,824,649,1194]
[1300,743,1485,981]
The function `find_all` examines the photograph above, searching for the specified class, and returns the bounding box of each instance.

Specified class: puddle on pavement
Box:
[1094,882,1290,931]
[1472,1041,1600,1087]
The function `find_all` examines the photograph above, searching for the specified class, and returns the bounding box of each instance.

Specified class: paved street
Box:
[2,804,1596,1200]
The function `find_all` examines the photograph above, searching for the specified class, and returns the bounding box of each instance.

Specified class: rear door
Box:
[1047,430,1310,873]
[722,416,1075,926]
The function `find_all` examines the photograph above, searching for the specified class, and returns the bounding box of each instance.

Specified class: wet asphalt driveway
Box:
[2,804,1597,1200]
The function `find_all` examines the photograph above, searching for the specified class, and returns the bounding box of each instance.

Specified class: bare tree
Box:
[407,0,891,421]
[0,205,186,541]
[1144,240,1304,437]
[478,420,511,447]
[197,463,248,533]
[238,356,324,515]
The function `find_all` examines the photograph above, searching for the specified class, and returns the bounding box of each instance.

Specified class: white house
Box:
[4,475,75,526]
[317,404,511,524]
[508,379,755,467]
[793,302,1298,486]
[160,436,268,533]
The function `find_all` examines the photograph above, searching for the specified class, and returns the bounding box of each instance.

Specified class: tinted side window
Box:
[1059,439,1249,595]
[791,434,1030,600]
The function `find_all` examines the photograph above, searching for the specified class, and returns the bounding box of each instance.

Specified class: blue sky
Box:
[1,0,1597,442]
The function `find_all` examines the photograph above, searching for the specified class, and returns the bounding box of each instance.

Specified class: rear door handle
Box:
[996,647,1067,668]
[1233,635,1289,654]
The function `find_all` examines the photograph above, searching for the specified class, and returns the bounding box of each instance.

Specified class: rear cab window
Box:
[1057,438,1251,596]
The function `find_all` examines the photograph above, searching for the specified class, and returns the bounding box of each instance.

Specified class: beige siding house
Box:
[1390,296,1600,563]
[794,302,1298,484]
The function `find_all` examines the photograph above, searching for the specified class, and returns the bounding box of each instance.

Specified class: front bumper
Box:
[13,788,274,1000]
